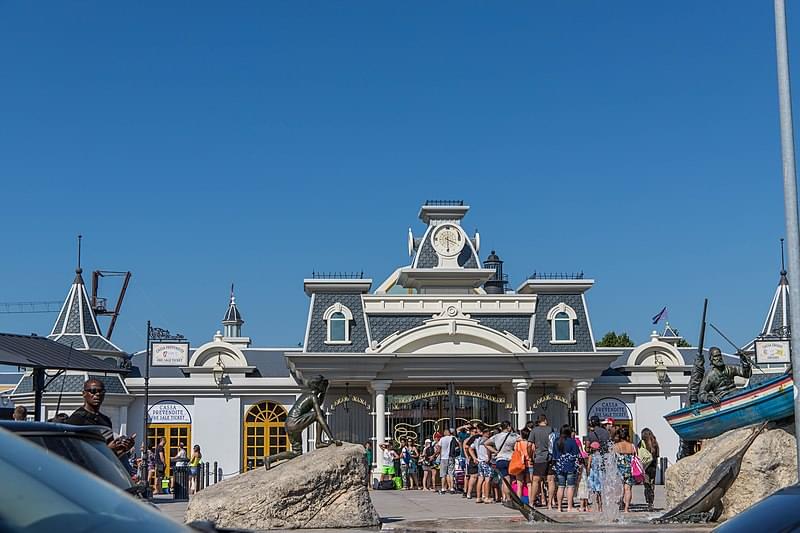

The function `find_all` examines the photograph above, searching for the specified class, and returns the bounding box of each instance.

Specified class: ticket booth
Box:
[147,400,192,477]
[588,397,634,437]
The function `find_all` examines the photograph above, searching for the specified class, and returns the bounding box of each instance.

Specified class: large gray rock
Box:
[185,443,379,530]
[666,423,798,521]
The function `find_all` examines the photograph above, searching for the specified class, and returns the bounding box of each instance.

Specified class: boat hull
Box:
[665,374,794,441]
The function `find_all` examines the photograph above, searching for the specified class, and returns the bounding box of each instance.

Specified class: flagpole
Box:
[773,0,800,480]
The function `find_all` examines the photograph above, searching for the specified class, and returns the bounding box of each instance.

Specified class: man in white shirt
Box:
[436,428,456,494]
[469,426,493,503]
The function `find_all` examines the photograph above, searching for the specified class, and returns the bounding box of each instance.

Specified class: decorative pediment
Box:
[368,306,530,354]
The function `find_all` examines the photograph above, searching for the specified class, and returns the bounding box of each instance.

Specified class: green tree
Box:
[597,331,635,347]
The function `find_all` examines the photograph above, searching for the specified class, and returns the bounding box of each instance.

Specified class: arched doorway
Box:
[243,401,289,472]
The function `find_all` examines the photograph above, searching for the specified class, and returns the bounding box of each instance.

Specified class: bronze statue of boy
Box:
[265,372,341,469]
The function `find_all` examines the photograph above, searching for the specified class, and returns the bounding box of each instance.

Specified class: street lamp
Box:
[212,353,226,386]
[654,354,668,385]
[142,321,184,497]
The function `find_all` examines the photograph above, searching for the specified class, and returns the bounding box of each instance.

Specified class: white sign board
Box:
[588,397,632,421]
[152,342,189,366]
[755,340,791,364]
[148,400,191,424]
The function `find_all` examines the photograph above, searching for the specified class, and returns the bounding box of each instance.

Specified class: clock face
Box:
[432,224,465,257]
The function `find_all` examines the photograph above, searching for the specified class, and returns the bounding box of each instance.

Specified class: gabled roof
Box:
[48,269,124,356]
[745,269,791,350]
[0,333,121,372]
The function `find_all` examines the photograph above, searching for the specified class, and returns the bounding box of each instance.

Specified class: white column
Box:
[574,380,592,438]
[369,380,391,475]
[512,379,531,430]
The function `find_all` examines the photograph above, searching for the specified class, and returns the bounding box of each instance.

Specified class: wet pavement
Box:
[156,484,714,532]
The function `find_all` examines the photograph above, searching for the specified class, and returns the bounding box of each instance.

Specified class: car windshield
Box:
[0,455,188,533]
[25,434,133,490]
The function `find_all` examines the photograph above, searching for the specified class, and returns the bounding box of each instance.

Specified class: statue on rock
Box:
[265,371,342,469]
[698,347,752,404]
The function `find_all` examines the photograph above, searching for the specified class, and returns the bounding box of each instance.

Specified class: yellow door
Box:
[243,401,289,472]
[148,424,191,477]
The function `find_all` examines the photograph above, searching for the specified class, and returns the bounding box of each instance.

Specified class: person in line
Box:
[528,414,555,509]
[614,427,637,513]
[587,415,611,451]
[420,438,435,490]
[67,378,135,458]
[379,441,397,481]
[639,428,660,511]
[576,437,590,511]
[364,441,373,487]
[399,438,410,489]
[469,426,492,504]
[587,440,603,511]
[515,427,533,500]
[154,437,167,492]
[406,438,419,490]
[462,426,481,499]
[189,444,202,494]
[485,420,518,504]
[551,426,580,512]
[436,428,457,494]
[12,405,27,421]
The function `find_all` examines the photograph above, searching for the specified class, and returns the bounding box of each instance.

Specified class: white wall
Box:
[634,394,681,465]
[193,396,242,477]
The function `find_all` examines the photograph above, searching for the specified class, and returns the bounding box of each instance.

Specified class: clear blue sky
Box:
[1,2,796,352]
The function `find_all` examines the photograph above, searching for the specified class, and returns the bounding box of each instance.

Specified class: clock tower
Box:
[399,201,495,294]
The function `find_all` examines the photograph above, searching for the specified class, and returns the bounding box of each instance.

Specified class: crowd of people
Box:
[368,414,661,513]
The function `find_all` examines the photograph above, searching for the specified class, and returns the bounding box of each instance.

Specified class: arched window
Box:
[243,401,289,471]
[546,303,578,344]
[329,312,347,341]
[323,303,354,344]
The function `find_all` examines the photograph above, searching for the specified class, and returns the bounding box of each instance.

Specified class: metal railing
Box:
[311,271,365,279]
[528,271,585,280]
[424,200,464,206]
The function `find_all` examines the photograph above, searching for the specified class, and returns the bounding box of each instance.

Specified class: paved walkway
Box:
[156,484,684,531]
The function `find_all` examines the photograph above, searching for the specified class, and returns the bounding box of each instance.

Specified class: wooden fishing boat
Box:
[664,372,794,441]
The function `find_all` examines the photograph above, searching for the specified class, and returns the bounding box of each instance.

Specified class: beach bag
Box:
[508,440,527,476]
[631,454,645,484]
[375,479,395,490]
[638,442,653,469]
[393,476,403,490]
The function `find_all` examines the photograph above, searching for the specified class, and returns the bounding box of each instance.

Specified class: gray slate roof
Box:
[48,270,124,356]
[305,293,369,352]
[531,294,595,352]
[14,373,127,394]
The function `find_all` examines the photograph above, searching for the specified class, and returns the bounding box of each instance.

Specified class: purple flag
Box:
[652,306,667,324]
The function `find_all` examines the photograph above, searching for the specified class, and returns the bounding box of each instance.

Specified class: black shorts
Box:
[467,463,478,475]
[531,461,552,477]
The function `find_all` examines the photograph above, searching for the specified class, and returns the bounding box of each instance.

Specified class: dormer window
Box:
[324,303,354,344]
[547,303,577,344]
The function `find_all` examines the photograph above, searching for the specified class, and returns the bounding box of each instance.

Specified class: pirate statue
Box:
[264,371,342,469]
[698,347,752,404]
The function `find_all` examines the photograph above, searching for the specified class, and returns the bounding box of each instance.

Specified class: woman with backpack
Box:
[639,428,660,511]
[509,427,533,500]
[551,426,580,512]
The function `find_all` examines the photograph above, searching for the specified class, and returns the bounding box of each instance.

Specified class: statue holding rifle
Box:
[264,370,342,469]
[698,347,752,404]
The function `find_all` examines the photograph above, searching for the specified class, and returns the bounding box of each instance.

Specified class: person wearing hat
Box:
[587,415,611,451]
[602,417,617,441]
[586,440,603,512]
[421,437,437,491]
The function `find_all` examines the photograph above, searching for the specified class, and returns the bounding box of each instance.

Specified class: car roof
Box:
[0,426,192,532]
[0,420,108,440]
